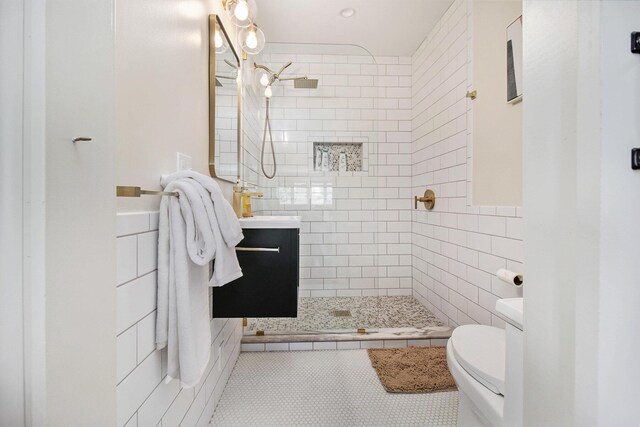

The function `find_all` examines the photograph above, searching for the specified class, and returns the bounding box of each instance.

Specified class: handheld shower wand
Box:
[253,60,312,180]
[261,97,276,179]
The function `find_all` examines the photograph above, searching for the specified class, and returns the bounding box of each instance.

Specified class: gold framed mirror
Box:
[209,15,241,183]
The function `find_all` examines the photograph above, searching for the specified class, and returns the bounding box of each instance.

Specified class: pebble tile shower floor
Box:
[246,296,445,334]
[210,350,458,426]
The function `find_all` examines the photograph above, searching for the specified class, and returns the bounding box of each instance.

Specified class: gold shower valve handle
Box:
[414,189,436,210]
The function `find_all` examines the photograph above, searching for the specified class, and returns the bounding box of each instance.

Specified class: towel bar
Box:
[235,247,280,253]
[116,186,179,198]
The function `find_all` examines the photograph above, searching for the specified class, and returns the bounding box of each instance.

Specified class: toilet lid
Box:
[450,325,506,395]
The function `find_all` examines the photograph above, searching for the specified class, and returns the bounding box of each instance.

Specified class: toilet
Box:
[446,298,524,427]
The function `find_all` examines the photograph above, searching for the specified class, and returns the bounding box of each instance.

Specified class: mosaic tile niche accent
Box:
[313,142,363,172]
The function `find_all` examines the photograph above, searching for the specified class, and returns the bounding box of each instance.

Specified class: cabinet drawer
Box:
[212,228,299,318]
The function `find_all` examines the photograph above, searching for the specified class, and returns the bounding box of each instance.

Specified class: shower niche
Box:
[312,141,363,172]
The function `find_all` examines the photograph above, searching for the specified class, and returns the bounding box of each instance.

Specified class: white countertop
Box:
[495,298,523,330]
[239,215,302,229]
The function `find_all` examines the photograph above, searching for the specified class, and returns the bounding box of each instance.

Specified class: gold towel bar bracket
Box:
[414,189,436,210]
[116,186,179,198]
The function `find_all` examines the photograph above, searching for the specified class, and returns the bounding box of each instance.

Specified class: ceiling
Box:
[256,0,455,57]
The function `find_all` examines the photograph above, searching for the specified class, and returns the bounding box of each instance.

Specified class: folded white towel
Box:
[161,171,243,248]
[156,174,244,388]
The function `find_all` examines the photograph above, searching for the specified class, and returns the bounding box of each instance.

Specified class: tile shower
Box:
[239,0,523,341]
[241,43,422,337]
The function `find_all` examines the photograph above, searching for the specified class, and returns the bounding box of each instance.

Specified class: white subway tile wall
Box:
[411,0,523,328]
[243,46,415,297]
[116,212,242,427]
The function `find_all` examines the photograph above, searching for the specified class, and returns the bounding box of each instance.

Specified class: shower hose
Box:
[261,98,276,179]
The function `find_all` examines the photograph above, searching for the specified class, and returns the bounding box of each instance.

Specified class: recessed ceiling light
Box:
[340,8,356,18]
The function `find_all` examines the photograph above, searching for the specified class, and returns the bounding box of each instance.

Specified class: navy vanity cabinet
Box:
[212,227,299,318]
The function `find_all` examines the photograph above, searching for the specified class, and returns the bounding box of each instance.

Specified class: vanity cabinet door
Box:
[212,228,299,318]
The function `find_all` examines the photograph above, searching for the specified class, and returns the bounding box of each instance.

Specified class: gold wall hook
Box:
[466,90,477,100]
[414,189,436,210]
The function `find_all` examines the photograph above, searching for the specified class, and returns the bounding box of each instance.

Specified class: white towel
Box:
[156,176,243,388]
[156,191,211,388]
[161,171,243,248]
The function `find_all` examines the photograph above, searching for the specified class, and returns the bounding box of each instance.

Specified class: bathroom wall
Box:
[1,1,27,423]
[114,1,243,425]
[115,0,236,212]
[115,212,241,426]
[411,0,524,327]
[244,45,414,297]
[472,0,523,206]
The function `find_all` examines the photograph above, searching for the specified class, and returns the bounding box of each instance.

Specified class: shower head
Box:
[293,77,319,89]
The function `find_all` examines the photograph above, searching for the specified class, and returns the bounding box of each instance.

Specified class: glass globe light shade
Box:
[227,0,257,28]
[234,0,249,20]
[239,24,265,55]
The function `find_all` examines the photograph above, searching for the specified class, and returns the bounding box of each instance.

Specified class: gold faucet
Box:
[233,184,263,218]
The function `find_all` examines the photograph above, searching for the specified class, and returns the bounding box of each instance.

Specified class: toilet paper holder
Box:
[414,189,436,210]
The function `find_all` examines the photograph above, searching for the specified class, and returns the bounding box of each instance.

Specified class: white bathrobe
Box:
[156,174,243,388]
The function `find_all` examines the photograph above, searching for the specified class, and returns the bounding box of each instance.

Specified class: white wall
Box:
[44,0,118,423]
[113,1,244,424]
[116,0,236,213]
[597,5,640,424]
[524,1,640,426]
[411,0,523,328]
[523,2,580,423]
[472,0,523,206]
[0,1,26,424]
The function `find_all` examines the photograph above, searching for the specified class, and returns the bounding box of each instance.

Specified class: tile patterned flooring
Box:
[246,296,445,334]
[210,350,458,426]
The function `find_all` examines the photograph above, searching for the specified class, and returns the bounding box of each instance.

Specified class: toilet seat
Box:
[450,325,506,395]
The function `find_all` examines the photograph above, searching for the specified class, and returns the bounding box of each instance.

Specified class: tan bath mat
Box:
[367,346,457,393]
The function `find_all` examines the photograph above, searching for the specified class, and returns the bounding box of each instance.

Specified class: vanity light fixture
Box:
[221,0,265,56]
[223,0,257,28]
[340,8,356,18]
[239,23,265,55]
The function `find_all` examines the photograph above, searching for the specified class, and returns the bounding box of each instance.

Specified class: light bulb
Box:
[214,30,223,48]
[239,23,265,55]
[260,73,269,86]
[236,74,242,85]
[264,85,272,98]
[234,0,249,21]
[245,29,258,49]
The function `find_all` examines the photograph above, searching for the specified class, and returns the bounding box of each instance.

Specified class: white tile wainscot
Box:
[410,0,524,328]
[116,212,242,427]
